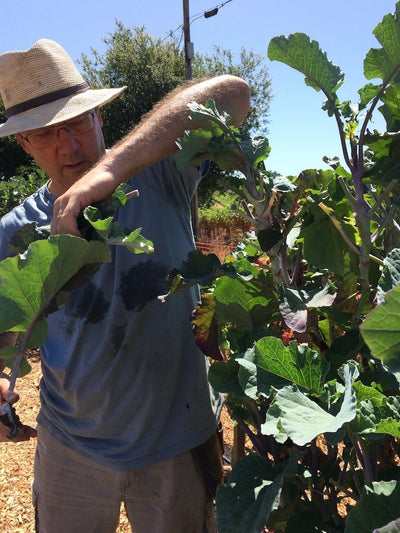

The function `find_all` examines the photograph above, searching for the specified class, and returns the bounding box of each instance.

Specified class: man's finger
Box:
[3,389,19,404]
[51,211,81,236]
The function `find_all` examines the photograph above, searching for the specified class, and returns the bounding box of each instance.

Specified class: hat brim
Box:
[0,86,126,137]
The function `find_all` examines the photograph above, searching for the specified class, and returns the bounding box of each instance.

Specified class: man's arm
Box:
[51,74,250,235]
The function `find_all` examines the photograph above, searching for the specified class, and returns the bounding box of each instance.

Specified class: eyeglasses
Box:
[19,111,96,149]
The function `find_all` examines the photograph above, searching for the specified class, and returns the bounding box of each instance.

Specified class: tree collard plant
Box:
[164,4,400,532]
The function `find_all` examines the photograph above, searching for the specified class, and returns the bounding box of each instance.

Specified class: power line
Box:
[161,0,234,43]
[190,0,233,23]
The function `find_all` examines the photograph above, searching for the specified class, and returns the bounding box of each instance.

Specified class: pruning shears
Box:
[0,354,24,439]
[0,400,22,438]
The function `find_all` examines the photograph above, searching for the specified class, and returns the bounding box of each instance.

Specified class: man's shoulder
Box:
[0,184,53,251]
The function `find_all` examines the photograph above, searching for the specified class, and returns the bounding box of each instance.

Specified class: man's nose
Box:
[56,127,80,152]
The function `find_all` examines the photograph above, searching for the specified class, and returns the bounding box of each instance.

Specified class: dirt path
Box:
[0,354,235,533]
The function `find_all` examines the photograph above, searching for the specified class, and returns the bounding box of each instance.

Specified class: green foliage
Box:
[0,236,111,386]
[79,22,185,147]
[345,482,400,533]
[360,284,400,374]
[0,168,47,217]
[0,237,111,348]
[0,104,33,178]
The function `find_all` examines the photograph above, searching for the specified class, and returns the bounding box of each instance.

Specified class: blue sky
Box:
[2,0,398,175]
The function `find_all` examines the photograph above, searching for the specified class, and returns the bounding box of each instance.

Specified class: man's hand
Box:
[0,371,37,442]
[51,166,118,236]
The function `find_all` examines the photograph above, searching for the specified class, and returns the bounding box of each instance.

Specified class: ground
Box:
[0,353,235,533]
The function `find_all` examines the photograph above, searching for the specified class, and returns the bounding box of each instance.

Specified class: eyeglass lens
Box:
[25,112,95,148]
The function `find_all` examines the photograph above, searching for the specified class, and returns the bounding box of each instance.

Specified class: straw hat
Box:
[0,39,126,137]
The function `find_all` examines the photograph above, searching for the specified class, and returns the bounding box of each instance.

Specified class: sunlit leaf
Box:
[262,363,357,445]
[364,5,400,82]
[0,236,111,348]
[268,33,344,97]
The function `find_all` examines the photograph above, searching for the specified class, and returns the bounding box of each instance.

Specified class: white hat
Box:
[0,39,126,137]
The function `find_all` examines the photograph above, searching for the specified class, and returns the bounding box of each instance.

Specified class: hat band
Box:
[5,81,90,118]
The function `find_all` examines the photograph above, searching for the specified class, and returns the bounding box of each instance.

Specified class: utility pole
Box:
[183,0,193,80]
[183,0,199,239]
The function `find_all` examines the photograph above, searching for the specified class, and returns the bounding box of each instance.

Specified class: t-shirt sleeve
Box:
[0,218,14,260]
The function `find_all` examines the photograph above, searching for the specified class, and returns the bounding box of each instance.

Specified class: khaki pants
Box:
[33,425,219,533]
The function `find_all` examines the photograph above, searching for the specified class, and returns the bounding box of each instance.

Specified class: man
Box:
[0,39,250,532]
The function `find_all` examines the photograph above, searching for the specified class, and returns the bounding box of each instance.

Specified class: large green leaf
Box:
[8,222,51,254]
[236,357,289,400]
[83,207,154,254]
[363,131,400,185]
[364,4,400,82]
[161,249,237,301]
[174,100,249,174]
[187,99,232,127]
[262,363,357,445]
[239,337,329,395]
[360,284,400,373]
[325,329,366,379]
[174,127,214,172]
[301,215,356,276]
[239,137,271,170]
[377,84,400,132]
[345,481,400,533]
[0,236,111,348]
[214,274,276,333]
[216,452,298,533]
[208,359,246,398]
[268,33,344,98]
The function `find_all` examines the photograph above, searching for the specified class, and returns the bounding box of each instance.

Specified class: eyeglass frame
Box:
[18,110,97,149]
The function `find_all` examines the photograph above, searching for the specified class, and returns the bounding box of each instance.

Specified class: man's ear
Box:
[14,133,31,154]
[95,108,103,128]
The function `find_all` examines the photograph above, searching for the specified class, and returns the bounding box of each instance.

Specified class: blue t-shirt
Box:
[0,156,222,470]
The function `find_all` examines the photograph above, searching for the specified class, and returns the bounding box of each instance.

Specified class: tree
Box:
[79,22,186,147]
[0,104,34,179]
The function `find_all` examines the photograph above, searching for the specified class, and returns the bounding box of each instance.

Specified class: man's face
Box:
[16,108,106,197]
